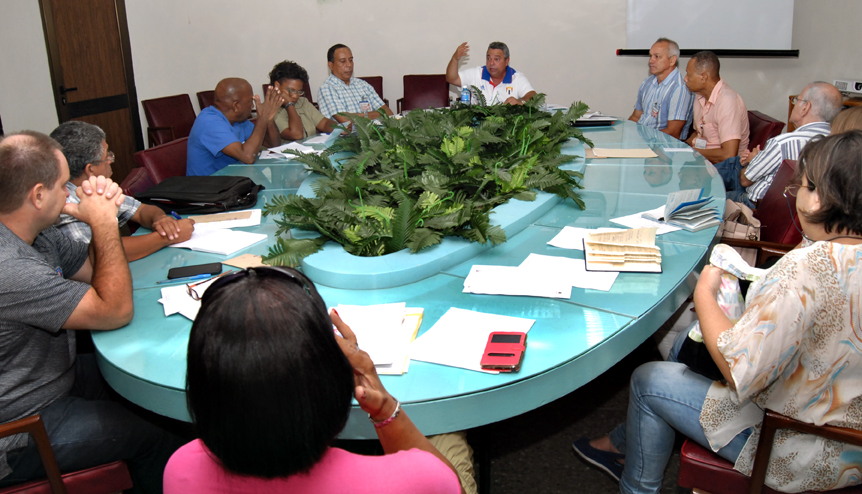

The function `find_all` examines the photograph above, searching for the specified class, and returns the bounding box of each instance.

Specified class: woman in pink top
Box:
[163,267,463,494]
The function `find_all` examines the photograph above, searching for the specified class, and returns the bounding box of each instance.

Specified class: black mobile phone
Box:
[167,262,223,280]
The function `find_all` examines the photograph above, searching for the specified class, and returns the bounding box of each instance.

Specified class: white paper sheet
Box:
[547,226,627,250]
[262,142,324,160]
[335,303,406,366]
[662,147,695,153]
[610,206,682,235]
[410,307,535,373]
[169,229,268,256]
[373,308,424,375]
[303,134,331,144]
[519,253,618,292]
[463,265,572,299]
[158,275,224,320]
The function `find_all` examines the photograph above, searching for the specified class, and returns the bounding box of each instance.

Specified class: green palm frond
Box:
[470,85,488,107]
[262,237,328,267]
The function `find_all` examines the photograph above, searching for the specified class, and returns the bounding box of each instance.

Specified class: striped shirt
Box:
[634,68,694,140]
[743,121,831,201]
[317,75,385,119]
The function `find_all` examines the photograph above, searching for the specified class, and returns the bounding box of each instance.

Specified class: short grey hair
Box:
[487,41,509,59]
[804,81,844,123]
[655,37,680,66]
[49,121,106,180]
[691,51,720,79]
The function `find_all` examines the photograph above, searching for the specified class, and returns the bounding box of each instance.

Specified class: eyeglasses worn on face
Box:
[791,96,808,105]
[783,183,815,198]
[187,266,312,301]
[286,88,305,96]
[95,151,115,164]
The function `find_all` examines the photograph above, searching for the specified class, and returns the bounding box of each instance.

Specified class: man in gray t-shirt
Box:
[0,132,181,493]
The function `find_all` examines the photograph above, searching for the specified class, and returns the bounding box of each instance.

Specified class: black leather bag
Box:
[136,176,264,214]
[677,336,725,382]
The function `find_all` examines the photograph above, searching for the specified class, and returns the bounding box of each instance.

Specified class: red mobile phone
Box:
[480,332,527,372]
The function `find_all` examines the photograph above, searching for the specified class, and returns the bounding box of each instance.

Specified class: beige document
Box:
[585,147,658,159]
[188,211,252,223]
[584,227,662,273]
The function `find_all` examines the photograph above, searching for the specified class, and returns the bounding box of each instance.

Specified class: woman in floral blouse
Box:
[574,131,862,493]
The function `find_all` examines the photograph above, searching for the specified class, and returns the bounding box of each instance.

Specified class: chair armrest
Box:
[0,416,66,494]
[147,126,175,148]
[397,97,404,114]
[749,409,862,494]
[383,98,390,108]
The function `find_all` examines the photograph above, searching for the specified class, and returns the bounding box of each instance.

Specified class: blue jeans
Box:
[608,331,753,494]
[713,156,757,209]
[0,355,185,494]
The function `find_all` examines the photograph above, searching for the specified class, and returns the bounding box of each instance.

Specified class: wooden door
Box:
[39,0,144,183]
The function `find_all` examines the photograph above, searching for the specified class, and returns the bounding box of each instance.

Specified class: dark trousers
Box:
[1,354,186,494]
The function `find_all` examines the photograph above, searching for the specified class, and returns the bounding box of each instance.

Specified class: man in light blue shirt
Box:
[628,38,694,140]
[317,44,394,125]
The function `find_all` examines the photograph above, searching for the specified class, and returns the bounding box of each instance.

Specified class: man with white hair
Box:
[628,38,694,140]
[715,81,842,208]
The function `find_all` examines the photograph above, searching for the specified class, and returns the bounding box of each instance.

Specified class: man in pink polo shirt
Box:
[683,51,749,164]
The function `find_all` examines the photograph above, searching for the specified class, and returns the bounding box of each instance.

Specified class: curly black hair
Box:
[269,60,309,85]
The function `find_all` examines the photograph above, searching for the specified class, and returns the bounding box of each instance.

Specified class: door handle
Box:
[59,85,78,95]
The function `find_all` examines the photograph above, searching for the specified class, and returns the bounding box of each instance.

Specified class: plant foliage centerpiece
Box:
[262,94,592,267]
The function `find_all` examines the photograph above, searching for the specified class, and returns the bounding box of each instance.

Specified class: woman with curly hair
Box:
[269,60,338,142]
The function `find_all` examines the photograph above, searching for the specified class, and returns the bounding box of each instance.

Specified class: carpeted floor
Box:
[340,338,690,494]
[478,339,688,494]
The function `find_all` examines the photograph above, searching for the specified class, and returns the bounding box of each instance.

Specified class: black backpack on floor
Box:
[136,176,264,214]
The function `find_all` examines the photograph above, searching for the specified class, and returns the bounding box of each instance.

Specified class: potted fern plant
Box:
[263,94,592,267]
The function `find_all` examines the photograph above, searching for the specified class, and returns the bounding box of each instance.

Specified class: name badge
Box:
[694,138,707,149]
[359,101,372,112]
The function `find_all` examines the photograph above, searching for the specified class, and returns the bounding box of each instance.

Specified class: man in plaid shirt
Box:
[51,121,195,260]
[317,44,393,126]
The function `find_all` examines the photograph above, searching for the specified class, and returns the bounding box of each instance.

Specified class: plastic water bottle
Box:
[460,87,471,105]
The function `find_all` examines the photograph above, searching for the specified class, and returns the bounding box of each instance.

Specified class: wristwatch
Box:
[285,102,295,107]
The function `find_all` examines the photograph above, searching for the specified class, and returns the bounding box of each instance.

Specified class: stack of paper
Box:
[169,229,267,256]
[641,189,720,232]
[610,209,682,234]
[334,303,423,375]
[583,228,662,273]
[410,308,535,374]
[547,226,626,250]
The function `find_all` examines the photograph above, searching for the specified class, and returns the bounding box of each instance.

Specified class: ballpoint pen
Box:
[156,273,213,284]
[170,211,182,220]
[186,269,235,289]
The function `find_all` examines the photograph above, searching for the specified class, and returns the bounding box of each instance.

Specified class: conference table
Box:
[93,120,724,440]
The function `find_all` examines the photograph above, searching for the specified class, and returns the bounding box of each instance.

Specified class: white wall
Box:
[2,0,860,140]
[0,0,59,133]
